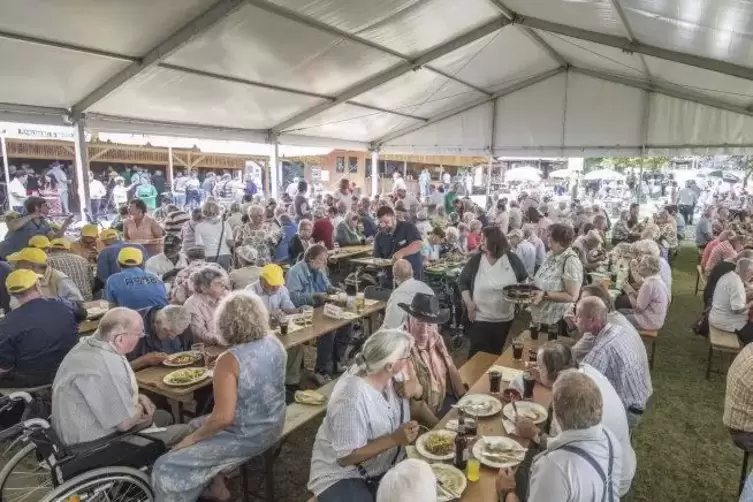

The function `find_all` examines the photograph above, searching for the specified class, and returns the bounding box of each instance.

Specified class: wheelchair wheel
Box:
[0,443,54,502]
[41,466,154,502]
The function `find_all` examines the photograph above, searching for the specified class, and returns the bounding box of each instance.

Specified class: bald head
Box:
[574,296,608,336]
[96,307,143,354]
[393,259,413,284]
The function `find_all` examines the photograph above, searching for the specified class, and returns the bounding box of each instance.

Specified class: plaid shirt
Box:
[724,343,753,432]
[583,322,653,412]
[705,240,735,275]
[47,252,93,301]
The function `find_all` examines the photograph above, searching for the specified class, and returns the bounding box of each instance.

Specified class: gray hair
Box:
[201,200,222,219]
[633,239,660,258]
[313,207,326,219]
[355,329,412,375]
[336,201,348,214]
[154,305,191,334]
[247,204,264,218]
[552,370,603,430]
[639,255,661,276]
[216,291,269,344]
[298,218,313,231]
[96,307,141,342]
[304,243,328,263]
[416,210,427,221]
[279,213,292,225]
[190,265,228,294]
[737,258,753,278]
[577,296,608,324]
[376,459,436,502]
[392,259,413,283]
[538,341,577,384]
[469,219,482,232]
[229,202,241,214]
[522,224,536,239]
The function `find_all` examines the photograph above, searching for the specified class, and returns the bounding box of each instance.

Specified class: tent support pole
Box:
[487,100,497,200]
[269,140,279,200]
[371,150,379,196]
[167,146,174,188]
[1,135,9,205]
[73,120,91,221]
[637,90,651,204]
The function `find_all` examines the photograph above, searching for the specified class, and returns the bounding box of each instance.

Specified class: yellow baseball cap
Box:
[260,264,285,287]
[81,224,99,238]
[6,252,21,263]
[28,235,51,249]
[118,246,143,266]
[100,229,119,241]
[50,238,72,250]
[5,269,39,294]
[17,247,47,265]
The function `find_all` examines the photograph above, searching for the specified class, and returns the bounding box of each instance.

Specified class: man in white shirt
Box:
[429,185,444,208]
[382,259,434,329]
[442,172,451,189]
[286,177,300,199]
[710,258,753,340]
[89,175,107,219]
[392,172,407,193]
[145,234,188,284]
[172,171,188,208]
[677,181,698,225]
[396,188,420,212]
[7,171,27,212]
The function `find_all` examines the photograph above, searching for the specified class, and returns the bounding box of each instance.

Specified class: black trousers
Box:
[468,320,513,358]
[679,204,693,225]
[737,322,753,347]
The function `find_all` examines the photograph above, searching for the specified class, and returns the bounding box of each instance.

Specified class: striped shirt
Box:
[164,210,190,237]
[583,322,652,412]
[705,240,736,275]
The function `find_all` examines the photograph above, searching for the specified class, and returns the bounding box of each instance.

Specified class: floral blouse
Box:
[234,223,282,266]
[530,247,583,325]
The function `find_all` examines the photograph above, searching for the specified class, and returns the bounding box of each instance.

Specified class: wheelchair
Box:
[0,393,166,502]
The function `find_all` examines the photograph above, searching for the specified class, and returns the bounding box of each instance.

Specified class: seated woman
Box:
[152,292,287,502]
[399,293,465,427]
[611,210,631,246]
[336,211,364,247]
[288,218,314,264]
[572,229,606,272]
[421,227,445,265]
[307,329,420,502]
[184,266,230,346]
[228,245,261,290]
[619,255,669,332]
[710,257,753,345]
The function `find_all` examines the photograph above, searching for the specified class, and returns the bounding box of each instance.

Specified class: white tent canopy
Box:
[2,0,753,157]
[548,168,571,179]
[505,166,541,182]
[583,168,626,181]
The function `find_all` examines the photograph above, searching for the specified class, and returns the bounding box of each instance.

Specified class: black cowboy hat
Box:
[398,292,450,325]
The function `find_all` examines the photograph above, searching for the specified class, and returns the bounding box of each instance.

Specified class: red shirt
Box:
[312,218,334,249]
[467,231,481,251]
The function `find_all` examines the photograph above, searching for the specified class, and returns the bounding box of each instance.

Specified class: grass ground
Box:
[249,245,744,501]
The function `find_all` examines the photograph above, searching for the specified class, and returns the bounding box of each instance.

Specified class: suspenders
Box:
[558,432,615,502]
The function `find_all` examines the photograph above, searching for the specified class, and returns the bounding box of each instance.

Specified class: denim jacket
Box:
[286,261,331,307]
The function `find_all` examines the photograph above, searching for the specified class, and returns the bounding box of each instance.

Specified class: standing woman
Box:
[152,292,286,502]
[123,198,164,258]
[459,226,528,357]
[308,329,420,502]
[194,200,234,270]
[530,223,584,336]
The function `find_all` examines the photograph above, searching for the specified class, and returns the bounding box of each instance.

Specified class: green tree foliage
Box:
[584,157,668,173]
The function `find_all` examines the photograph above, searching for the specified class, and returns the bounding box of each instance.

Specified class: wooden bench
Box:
[695,264,707,296]
[707,326,741,379]
[638,330,659,369]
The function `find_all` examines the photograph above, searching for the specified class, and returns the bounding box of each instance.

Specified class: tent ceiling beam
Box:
[0,103,70,127]
[571,66,753,119]
[484,0,568,66]
[513,13,753,83]
[374,66,565,146]
[245,0,493,97]
[70,0,247,117]
[159,63,429,122]
[270,17,510,134]
[606,0,652,81]
[0,30,138,62]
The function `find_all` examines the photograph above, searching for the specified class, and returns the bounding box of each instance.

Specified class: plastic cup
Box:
[466,457,480,482]
[488,371,502,393]
[512,341,524,360]
[522,374,536,400]
[302,306,314,326]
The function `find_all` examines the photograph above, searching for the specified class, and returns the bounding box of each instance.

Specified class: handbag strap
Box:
[357,392,406,480]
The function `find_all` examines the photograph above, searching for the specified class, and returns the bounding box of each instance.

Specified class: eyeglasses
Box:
[115,330,146,339]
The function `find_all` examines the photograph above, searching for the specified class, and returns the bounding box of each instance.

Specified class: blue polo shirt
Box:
[373,220,423,280]
[96,241,147,283]
[0,297,79,386]
[105,267,168,310]
[126,306,193,360]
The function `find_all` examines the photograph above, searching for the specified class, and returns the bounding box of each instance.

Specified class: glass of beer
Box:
[355,292,365,313]
[302,306,314,326]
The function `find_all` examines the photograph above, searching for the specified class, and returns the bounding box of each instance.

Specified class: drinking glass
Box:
[302,306,315,326]
[466,457,480,482]
[190,343,205,367]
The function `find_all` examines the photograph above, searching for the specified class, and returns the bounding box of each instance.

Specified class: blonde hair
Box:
[201,200,222,219]
[215,291,269,344]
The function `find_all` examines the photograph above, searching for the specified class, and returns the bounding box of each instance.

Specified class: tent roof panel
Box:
[89,66,325,130]
[430,28,559,90]
[165,3,403,96]
[501,0,626,38]
[0,38,129,108]
[0,0,216,56]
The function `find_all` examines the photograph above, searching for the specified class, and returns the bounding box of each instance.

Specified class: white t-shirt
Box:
[194,219,233,257]
[8,178,26,208]
[402,194,420,210]
[89,180,107,199]
[710,271,749,332]
[333,190,352,207]
[392,177,407,192]
[472,254,517,322]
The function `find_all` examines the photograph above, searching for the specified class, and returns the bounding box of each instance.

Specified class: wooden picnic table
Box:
[328,244,372,261]
[135,300,386,414]
[432,338,552,502]
[78,300,109,334]
[348,257,393,268]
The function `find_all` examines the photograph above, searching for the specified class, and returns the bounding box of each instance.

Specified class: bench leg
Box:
[695,272,700,296]
[649,340,656,370]
[741,451,750,496]
[706,346,713,380]
[264,449,276,502]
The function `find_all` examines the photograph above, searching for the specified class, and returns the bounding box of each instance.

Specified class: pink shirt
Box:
[701,239,721,271]
[631,275,669,330]
[184,293,224,345]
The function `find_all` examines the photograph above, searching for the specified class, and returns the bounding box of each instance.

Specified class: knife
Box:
[436,478,460,500]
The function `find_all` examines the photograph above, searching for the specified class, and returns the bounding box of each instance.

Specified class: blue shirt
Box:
[274,223,298,263]
[105,267,168,310]
[246,281,296,312]
[96,241,147,283]
[127,305,193,360]
[373,220,423,280]
[0,297,79,386]
[286,261,331,307]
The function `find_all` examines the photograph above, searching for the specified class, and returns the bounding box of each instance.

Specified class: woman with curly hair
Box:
[152,291,287,502]
[184,266,230,345]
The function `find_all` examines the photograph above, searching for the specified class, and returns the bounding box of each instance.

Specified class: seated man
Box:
[710,257,753,345]
[105,247,167,310]
[725,341,753,454]
[247,264,300,393]
[48,237,94,301]
[128,305,193,370]
[381,259,434,330]
[145,233,188,281]
[9,247,84,307]
[96,228,147,287]
[0,270,81,388]
[496,370,623,502]
[576,297,652,427]
[52,308,190,446]
[71,224,100,264]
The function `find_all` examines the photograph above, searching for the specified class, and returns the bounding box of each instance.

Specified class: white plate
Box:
[415,430,456,461]
[162,351,202,367]
[472,436,526,469]
[457,394,503,417]
[502,401,548,425]
[162,368,210,387]
[431,463,467,502]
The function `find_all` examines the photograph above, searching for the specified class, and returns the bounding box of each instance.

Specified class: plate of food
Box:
[163,351,202,367]
[457,394,503,417]
[415,430,456,461]
[472,436,526,469]
[431,463,466,502]
[162,367,210,387]
[502,401,548,424]
[501,284,541,304]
